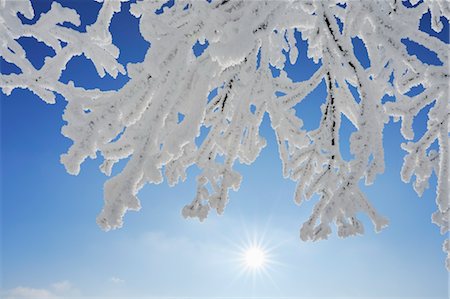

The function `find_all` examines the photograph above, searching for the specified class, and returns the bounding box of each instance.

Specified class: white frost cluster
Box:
[1,1,449,268]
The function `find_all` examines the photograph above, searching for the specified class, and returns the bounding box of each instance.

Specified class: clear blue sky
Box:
[1,1,449,298]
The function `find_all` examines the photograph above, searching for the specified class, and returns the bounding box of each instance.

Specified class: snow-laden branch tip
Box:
[1,0,448,269]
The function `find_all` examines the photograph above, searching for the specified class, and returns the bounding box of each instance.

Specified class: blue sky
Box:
[1,0,449,298]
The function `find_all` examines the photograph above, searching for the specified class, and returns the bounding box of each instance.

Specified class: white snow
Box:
[1,0,448,269]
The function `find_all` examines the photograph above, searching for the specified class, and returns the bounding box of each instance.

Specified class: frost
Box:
[1,0,449,268]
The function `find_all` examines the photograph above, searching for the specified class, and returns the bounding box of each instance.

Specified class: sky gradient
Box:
[1,1,449,298]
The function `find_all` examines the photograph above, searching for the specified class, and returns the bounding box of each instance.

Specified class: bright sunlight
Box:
[244,246,267,269]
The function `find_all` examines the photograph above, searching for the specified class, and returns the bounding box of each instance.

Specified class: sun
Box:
[243,246,267,269]
[224,226,286,289]
[224,222,287,286]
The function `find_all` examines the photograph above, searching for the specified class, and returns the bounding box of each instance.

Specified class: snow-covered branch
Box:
[1,0,449,268]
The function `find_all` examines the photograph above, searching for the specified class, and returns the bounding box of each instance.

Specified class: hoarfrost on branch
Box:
[1,0,449,268]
